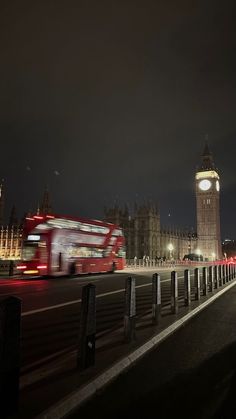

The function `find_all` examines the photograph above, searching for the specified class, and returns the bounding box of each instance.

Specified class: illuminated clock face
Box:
[199,179,212,191]
[216,180,220,191]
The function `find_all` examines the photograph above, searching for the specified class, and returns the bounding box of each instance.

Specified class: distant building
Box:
[0,145,223,261]
[9,204,18,228]
[105,144,222,262]
[0,186,53,260]
[0,180,5,226]
[40,186,52,215]
[195,143,222,260]
[0,226,22,260]
[104,203,197,261]
[0,181,23,259]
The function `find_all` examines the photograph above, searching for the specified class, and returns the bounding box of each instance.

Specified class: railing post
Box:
[152,273,161,324]
[194,268,200,300]
[184,269,191,306]
[214,265,219,289]
[124,277,136,342]
[209,266,214,292]
[221,264,224,284]
[218,265,222,287]
[0,296,21,417]
[225,263,228,283]
[202,267,208,296]
[171,271,178,314]
[222,264,226,285]
[77,284,96,370]
[226,264,229,282]
[8,260,14,277]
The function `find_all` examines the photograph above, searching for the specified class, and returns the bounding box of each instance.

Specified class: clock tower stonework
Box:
[195,144,222,261]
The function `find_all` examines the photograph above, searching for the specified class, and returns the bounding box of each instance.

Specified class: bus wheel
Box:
[69,263,76,276]
[111,262,116,273]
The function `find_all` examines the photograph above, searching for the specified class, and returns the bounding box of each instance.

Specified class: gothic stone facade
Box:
[195,144,222,260]
[0,185,51,261]
[104,204,197,260]
[0,226,23,259]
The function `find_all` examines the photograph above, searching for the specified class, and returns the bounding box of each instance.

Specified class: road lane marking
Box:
[22,274,196,317]
[21,276,178,317]
[22,299,83,316]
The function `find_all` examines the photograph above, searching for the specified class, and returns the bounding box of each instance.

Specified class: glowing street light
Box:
[167,243,174,259]
[195,248,201,261]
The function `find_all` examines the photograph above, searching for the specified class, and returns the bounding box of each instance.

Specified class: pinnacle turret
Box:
[200,141,215,171]
[40,186,52,215]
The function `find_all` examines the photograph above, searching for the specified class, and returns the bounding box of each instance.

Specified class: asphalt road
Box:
[0,266,201,369]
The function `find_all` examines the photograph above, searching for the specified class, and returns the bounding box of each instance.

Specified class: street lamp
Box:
[167,243,174,260]
[195,248,201,261]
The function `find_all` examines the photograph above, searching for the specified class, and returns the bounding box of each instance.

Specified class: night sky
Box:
[1,0,236,238]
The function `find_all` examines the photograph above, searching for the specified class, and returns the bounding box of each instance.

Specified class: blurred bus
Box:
[17,214,126,277]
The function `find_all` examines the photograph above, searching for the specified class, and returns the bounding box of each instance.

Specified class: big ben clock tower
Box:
[195,144,222,261]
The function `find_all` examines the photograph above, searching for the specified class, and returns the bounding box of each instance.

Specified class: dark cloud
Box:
[0,0,236,238]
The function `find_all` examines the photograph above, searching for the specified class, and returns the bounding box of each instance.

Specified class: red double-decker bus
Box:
[17,214,126,277]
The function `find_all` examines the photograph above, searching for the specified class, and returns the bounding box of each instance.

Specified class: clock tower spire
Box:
[195,144,221,261]
[201,141,215,170]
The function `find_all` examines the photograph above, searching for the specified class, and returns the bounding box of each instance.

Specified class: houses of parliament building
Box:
[105,203,197,261]
[0,185,51,260]
[105,144,222,262]
[0,144,222,262]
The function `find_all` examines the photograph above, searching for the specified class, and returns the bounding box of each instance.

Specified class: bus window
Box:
[22,241,39,261]
[112,229,123,237]
[103,246,113,257]
[116,247,126,258]
[22,240,47,261]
